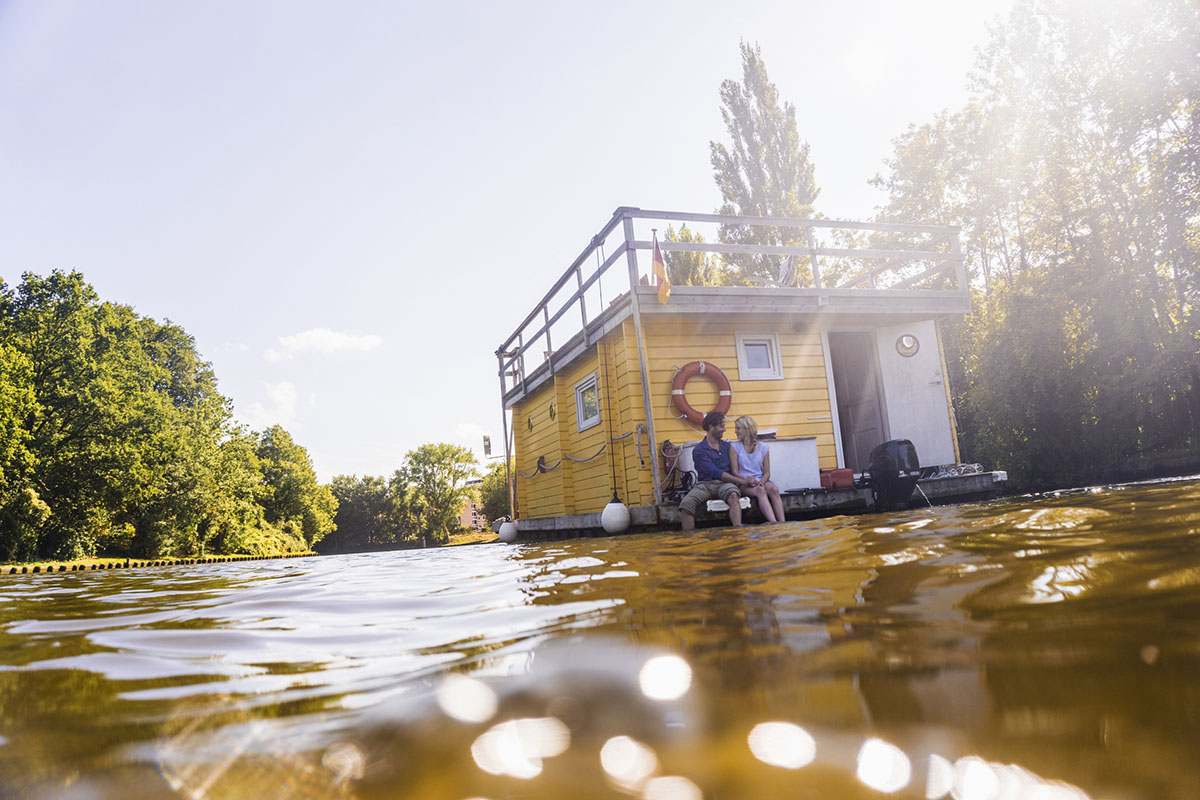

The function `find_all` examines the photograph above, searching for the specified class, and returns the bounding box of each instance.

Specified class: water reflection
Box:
[436,674,498,723]
[470,717,570,779]
[638,656,692,701]
[0,478,1197,797]
[641,775,703,800]
[856,738,911,793]
[600,734,658,792]
[746,721,816,769]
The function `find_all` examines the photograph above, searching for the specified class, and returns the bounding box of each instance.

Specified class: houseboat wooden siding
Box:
[514,382,565,519]
[512,313,840,520]
[642,314,839,470]
[513,321,651,518]
[611,319,648,509]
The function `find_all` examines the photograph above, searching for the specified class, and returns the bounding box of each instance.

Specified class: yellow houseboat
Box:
[494,208,1006,541]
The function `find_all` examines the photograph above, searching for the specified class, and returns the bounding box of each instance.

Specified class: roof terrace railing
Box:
[495,207,965,398]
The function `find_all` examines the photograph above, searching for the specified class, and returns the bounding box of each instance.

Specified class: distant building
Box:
[459,478,485,531]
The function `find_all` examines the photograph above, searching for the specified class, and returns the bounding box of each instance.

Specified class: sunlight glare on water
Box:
[638,655,692,701]
[0,477,1198,798]
[746,722,816,769]
[856,738,911,793]
[600,735,659,792]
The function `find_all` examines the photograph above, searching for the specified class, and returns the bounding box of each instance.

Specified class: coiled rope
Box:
[517,424,648,478]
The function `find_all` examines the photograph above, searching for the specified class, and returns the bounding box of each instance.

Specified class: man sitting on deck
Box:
[679,411,753,530]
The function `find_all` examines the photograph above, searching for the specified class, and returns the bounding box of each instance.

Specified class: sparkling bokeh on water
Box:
[1,477,1199,798]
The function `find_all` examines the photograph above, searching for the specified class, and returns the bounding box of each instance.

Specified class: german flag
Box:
[652,234,670,304]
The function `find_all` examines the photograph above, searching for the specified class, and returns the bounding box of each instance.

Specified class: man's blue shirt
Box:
[693,439,732,482]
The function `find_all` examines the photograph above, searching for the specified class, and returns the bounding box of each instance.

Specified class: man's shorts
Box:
[678,480,741,517]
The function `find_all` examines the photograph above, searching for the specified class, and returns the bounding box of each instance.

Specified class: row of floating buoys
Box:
[5,552,317,575]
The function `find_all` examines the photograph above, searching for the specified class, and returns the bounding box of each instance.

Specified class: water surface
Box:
[2,477,1199,798]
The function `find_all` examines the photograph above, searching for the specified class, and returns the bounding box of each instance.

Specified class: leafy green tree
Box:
[323,475,394,552]
[478,459,512,524]
[0,328,43,561]
[391,444,478,544]
[202,429,270,555]
[710,41,819,284]
[0,271,333,561]
[663,225,728,286]
[256,425,338,548]
[95,304,213,556]
[1,271,118,557]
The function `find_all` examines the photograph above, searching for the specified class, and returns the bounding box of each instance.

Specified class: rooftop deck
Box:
[496,207,967,408]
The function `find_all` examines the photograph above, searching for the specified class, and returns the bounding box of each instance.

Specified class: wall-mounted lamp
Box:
[896,334,920,357]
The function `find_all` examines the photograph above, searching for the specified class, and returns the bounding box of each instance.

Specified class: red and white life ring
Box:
[670,361,732,425]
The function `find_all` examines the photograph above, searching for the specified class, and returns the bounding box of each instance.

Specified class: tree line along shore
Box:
[0,272,497,565]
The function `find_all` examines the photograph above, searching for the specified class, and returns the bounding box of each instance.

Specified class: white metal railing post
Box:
[622,212,663,507]
[496,351,515,520]
[517,334,525,384]
[806,228,822,289]
[576,265,588,330]
[952,231,968,292]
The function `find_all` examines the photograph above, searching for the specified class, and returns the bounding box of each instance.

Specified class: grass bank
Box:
[445,530,499,546]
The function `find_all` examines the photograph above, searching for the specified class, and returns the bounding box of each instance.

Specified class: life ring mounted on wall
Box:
[670,361,732,425]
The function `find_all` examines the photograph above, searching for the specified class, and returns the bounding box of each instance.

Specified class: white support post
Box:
[576,265,588,331]
[497,353,515,520]
[517,333,525,384]
[623,214,663,506]
[952,233,968,292]
[807,227,822,289]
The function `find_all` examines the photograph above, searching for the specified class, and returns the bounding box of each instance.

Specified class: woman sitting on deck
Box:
[732,415,785,524]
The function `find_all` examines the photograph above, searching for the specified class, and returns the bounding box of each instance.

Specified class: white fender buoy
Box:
[498,521,519,543]
[601,499,631,534]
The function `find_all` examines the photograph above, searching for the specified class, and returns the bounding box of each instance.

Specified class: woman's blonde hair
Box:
[734,415,758,451]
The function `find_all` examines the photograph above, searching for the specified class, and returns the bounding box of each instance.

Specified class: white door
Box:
[873,320,956,468]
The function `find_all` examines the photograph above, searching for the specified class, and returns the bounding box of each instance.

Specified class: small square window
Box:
[744,342,772,370]
[575,374,601,431]
[735,332,784,380]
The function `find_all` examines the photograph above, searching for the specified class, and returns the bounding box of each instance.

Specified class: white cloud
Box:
[240,381,299,430]
[264,328,383,361]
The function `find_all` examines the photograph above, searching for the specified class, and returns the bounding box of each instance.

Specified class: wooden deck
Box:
[503,471,1007,542]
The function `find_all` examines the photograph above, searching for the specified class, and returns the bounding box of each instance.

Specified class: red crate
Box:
[820,468,854,489]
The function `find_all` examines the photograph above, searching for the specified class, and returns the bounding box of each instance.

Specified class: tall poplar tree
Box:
[663,224,728,286]
[710,42,819,284]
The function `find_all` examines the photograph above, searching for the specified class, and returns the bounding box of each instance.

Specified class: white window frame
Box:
[574,373,601,431]
[735,331,784,381]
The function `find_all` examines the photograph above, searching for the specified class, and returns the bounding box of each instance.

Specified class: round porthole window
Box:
[896,334,919,357]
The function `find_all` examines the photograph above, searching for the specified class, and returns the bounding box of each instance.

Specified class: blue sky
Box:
[0,0,1013,481]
